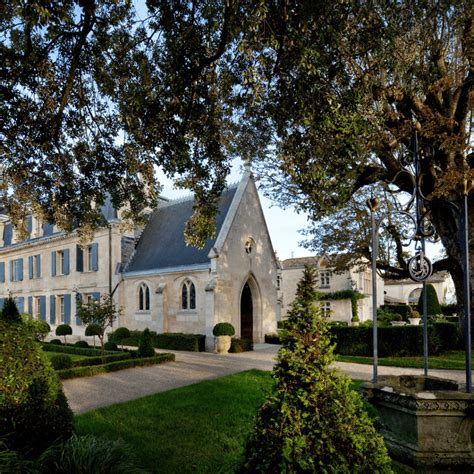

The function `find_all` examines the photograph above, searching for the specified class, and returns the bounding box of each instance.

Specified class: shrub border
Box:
[42,344,118,357]
[56,353,175,380]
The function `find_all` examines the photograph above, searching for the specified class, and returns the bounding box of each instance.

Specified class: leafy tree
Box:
[241,265,391,472]
[0,296,21,324]
[85,323,101,349]
[78,295,121,355]
[3,1,472,295]
[26,319,51,341]
[55,323,72,344]
[418,283,443,316]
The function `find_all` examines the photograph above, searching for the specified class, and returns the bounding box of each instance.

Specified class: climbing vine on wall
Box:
[315,290,365,321]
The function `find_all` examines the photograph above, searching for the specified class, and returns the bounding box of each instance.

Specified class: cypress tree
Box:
[417,283,442,316]
[241,265,391,472]
[0,296,22,324]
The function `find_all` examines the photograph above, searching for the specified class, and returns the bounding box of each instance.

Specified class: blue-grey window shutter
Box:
[76,245,83,272]
[0,298,4,310]
[75,293,82,325]
[36,255,41,278]
[29,256,33,279]
[51,251,56,276]
[16,297,24,313]
[91,243,99,272]
[28,296,33,316]
[0,262,4,282]
[9,260,13,281]
[3,223,12,246]
[64,294,71,324]
[64,249,70,275]
[18,259,23,281]
[92,292,100,301]
[39,296,46,321]
[50,295,56,324]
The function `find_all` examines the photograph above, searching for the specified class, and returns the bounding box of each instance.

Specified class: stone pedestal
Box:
[363,376,474,470]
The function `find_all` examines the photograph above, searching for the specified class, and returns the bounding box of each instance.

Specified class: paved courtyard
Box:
[63,344,471,414]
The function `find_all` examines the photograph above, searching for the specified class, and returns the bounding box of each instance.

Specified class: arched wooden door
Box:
[240,282,253,340]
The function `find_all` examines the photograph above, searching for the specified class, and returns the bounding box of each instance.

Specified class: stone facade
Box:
[384,271,452,306]
[280,256,384,323]
[0,172,279,350]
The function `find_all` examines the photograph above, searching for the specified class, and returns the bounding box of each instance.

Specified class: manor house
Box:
[0,171,279,350]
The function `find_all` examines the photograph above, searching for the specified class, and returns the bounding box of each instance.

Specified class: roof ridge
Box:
[158,182,240,209]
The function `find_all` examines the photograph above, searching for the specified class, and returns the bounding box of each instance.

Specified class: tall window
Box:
[33,296,41,319]
[181,279,196,310]
[58,295,65,323]
[86,245,93,272]
[320,301,331,318]
[138,283,150,311]
[319,271,331,288]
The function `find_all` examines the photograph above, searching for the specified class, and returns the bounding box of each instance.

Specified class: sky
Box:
[155,159,314,262]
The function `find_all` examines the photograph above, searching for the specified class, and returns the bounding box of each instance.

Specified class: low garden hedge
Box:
[56,353,175,380]
[42,344,118,357]
[329,322,461,357]
[71,352,132,368]
[229,337,253,353]
[265,322,461,356]
[109,330,206,352]
[265,333,280,345]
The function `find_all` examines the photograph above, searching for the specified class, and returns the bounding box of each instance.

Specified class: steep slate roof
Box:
[126,186,238,273]
[281,256,321,270]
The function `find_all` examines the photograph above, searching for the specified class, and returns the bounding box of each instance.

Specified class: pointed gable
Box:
[125,186,238,273]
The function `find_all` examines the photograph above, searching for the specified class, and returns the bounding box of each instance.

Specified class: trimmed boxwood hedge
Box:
[42,344,118,357]
[329,322,460,357]
[56,353,175,380]
[265,333,281,345]
[380,304,411,320]
[229,337,253,353]
[109,330,206,352]
[70,352,131,368]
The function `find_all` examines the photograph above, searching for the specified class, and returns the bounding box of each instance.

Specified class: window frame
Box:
[138,283,150,311]
[320,301,331,318]
[319,270,331,289]
[181,279,196,311]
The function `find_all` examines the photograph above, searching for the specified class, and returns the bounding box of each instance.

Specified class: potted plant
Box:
[213,322,235,354]
[408,309,421,325]
[389,313,406,326]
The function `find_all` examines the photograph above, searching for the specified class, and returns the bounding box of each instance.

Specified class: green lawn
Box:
[75,370,373,473]
[75,370,274,473]
[336,351,466,370]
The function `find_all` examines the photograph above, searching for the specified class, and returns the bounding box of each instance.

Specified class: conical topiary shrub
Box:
[137,328,155,358]
[417,283,442,316]
[241,265,391,472]
[0,296,22,324]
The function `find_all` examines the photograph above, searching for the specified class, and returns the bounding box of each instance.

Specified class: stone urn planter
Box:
[408,317,421,325]
[213,322,235,354]
[362,375,474,470]
[390,321,407,327]
[215,335,232,354]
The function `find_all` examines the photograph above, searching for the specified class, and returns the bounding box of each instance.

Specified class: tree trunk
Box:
[430,195,473,346]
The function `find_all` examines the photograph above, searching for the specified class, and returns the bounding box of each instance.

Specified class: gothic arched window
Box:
[138,283,150,311]
[181,279,196,310]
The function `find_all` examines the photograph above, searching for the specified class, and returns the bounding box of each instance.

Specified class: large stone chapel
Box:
[0,170,279,350]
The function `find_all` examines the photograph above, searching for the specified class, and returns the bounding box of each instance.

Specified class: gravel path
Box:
[63,344,471,414]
